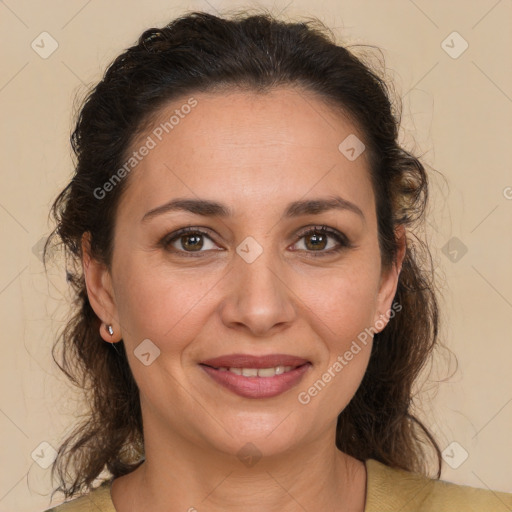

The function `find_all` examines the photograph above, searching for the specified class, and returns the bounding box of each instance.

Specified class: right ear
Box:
[81,232,122,343]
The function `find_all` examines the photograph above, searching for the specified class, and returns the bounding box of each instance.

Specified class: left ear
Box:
[373,224,406,330]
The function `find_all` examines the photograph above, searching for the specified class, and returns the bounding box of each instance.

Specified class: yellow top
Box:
[44,458,512,511]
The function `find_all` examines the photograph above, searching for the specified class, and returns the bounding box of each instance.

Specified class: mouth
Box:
[199,354,311,399]
[206,365,299,377]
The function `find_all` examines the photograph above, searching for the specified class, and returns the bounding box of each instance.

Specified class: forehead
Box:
[118,87,375,220]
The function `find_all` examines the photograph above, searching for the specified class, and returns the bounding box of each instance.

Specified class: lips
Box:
[199,353,311,399]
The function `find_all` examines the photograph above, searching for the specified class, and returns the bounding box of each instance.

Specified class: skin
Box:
[82,87,405,512]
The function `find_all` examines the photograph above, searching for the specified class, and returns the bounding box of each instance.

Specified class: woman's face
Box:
[84,87,402,458]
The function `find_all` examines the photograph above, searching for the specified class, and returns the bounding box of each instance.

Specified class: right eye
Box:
[160,227,222,256]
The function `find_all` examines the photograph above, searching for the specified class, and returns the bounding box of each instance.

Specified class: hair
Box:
[45,8,444,500]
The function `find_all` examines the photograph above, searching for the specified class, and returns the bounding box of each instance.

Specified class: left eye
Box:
[291,226,349,254]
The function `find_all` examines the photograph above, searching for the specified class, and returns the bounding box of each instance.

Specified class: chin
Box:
[201,412,309,461]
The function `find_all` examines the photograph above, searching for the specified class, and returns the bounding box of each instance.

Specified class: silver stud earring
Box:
[106,324,114,336]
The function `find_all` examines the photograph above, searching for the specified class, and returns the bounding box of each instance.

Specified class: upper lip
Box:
[200,353,310,369]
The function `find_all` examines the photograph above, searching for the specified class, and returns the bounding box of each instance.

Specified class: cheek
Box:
[294,269,378,419]
[112,256,217,351]
[293,260,381,344]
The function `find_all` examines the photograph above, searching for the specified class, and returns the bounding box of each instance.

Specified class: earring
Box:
[106,324,114,336]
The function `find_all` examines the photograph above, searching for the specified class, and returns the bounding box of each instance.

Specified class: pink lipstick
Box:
[199,353,311,399]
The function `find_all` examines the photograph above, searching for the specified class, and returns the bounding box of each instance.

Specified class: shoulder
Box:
[42,480,115,512]
[365,458,512,512]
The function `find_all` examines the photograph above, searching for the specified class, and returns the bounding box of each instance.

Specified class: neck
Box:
[111,420,367,512]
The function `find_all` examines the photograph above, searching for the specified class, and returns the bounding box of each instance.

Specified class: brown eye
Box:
[292,226,351,256]
[179,233,204,251]
[161,228,220,255]
[304,231,328,251]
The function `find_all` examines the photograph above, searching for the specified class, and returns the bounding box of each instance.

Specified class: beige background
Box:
[0,0,511,510]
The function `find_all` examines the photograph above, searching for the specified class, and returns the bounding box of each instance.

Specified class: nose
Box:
[218,246,297,337]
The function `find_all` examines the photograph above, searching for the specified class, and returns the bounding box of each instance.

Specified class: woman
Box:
[42,10,512,512]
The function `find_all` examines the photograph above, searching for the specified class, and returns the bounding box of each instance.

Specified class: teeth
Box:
[216,365,294,377]
[258,367,279,377]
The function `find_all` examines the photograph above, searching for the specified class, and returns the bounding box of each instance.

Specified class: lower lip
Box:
[200,364,311,399]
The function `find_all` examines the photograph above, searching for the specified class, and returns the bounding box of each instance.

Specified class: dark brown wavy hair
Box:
[45,8,445,501]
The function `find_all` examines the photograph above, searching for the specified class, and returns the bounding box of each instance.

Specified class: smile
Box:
[199,354,311,399]
[213,365,295,377]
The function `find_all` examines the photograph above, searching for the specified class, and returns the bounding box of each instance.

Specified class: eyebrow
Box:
[141,195,365,222]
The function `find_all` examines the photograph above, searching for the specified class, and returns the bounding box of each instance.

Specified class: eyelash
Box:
[160,225,352,258]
